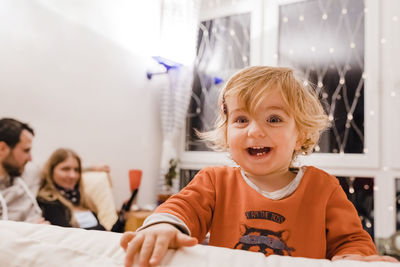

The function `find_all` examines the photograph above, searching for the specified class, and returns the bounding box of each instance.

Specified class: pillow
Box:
[81,171,118,230]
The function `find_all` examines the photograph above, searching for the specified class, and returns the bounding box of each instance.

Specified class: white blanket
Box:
[0,221,399,267]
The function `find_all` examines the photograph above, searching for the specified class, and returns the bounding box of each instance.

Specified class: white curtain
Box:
[158,0,200,193]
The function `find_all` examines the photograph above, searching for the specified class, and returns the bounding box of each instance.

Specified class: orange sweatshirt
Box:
[156,166,376,259]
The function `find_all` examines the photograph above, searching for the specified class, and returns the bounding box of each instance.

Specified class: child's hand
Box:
[332,254,398,262]
[120,223,198,267]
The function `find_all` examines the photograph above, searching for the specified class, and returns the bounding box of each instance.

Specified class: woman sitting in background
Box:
[37,148,107,230]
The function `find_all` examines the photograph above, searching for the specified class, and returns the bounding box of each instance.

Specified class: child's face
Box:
[226,89,301,179]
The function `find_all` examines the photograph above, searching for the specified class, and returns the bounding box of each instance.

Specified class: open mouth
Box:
[247,146,271,156]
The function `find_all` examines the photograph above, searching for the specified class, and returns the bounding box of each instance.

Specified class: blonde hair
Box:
[37,148,97,227]
[199,66,328,158]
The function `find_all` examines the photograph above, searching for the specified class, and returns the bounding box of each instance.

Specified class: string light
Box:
[350,42,356,48]
[299,15,304,21]
[283,17,288,23]
[339,78,345,84]
[390,91,396,97]
[242,56,248,63]
[369,110,375,116]
[310,46,316,52]
[381,38,387,44]
[363,148,368,153]
[342,8,347,15]
[322,13,328,20]
[229,29,235,36]
[318,81,323,88]
[393,16,398,22]
[329,47,334,53]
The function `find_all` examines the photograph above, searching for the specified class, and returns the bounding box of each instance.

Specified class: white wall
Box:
[0,0,163,208]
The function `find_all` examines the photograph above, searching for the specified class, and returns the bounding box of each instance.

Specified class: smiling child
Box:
[120,66,397,266]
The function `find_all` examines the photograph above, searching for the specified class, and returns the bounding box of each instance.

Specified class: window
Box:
[179,0,400,243]
[186,13,251,151]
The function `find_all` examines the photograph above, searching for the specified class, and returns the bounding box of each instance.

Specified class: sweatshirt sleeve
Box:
[155,168,216,243]
[325,184,377,258]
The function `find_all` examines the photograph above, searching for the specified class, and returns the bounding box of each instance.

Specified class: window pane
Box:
[185,13,251,151]
[337,176,374,239]
[396,179,400,231]
[278,0,365,153]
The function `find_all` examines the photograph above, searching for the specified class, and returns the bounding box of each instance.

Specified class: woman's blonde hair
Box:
[37,148,97,227]
[199,66,329,158]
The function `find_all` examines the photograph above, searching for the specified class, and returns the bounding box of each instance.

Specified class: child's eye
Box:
[267,115,282,123]
[234,116,248,124]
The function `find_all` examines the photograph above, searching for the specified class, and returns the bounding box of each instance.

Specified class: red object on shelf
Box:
[129,169,142,193]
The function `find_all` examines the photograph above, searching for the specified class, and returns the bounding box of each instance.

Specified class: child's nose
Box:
[247,121,266,138]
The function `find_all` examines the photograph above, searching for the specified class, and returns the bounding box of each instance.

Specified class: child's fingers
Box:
[332,254,399,262]
[174,232,198,248]
[138,235,156,266]
[125,234,145,267]
[331,254,361,261]
[363,255,398,262]
[149,235,172,266]
[120,232,136,251]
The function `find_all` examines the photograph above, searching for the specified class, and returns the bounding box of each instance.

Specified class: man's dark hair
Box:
[0,118,34,148]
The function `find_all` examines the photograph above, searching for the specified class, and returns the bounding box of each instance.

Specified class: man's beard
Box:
[2,156,24,178]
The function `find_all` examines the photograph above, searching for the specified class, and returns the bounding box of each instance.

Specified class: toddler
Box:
[121,66,397,266]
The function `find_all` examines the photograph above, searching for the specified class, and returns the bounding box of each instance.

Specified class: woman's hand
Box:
[332,254,398,262]
[32,217,50,224]
[120,223,197,267]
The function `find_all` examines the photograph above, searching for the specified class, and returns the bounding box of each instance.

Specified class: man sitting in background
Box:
[0,118,46,223]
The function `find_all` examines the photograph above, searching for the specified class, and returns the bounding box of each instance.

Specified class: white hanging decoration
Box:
[157,0,200,194]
